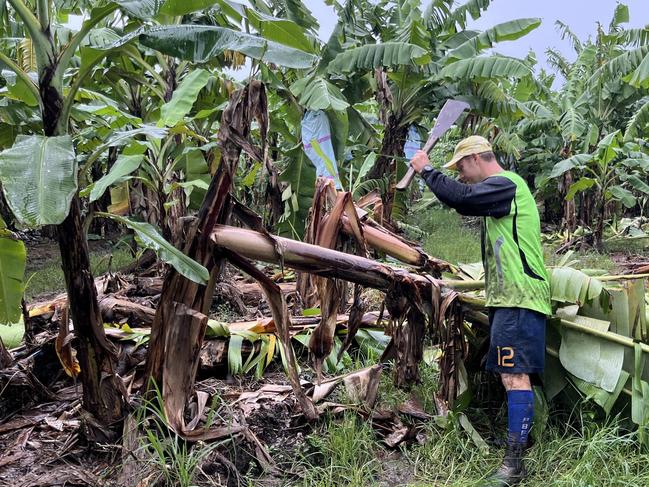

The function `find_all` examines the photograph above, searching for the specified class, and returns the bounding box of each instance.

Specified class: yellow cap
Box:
[443,135,492,170]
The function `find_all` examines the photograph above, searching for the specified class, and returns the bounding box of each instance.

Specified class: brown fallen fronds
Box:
[310,191,364,382]
[338,284,368,362]
[224,250,318,420]
[383,279,428,388]
[297,178,337,308]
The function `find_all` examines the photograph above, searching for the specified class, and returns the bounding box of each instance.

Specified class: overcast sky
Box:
[306,0,649,79]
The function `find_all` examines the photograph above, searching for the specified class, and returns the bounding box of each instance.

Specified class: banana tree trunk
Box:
[3,0,125,433]
[594,193,606,250]
[0,187,15,230]
[367,115,408,222]
[144,82,268,431]
[57,198,124,428]
[36,31,125,431]
[0,337,13,369]
[561,170,577,235]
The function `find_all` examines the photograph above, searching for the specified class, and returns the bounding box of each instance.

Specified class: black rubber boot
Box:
[484,443,527,486]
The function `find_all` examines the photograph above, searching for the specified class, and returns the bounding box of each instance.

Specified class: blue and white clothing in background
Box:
[403,125,422,160]
[301,110,341,189]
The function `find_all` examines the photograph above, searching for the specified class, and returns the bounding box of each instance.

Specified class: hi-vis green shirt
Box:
[421,168,552,316]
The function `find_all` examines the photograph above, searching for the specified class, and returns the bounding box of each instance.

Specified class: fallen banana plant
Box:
[309,189,367,382]
[211,224,466,401]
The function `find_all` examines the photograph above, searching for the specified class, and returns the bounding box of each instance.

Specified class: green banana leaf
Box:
[627,50,649,89]
[0,229,26,324]
[559,106,587,143]
[100,214,209,284]
[608,186,636,208]
[550,266,605,306]
[246,8,316,53]
[565,177,596,201]
[0,135,77,227]
[327,42,430,73]
[558,314,624,393]
[138,25,318,69]
[290,77,349,111]
[86,154,145,203]
[1,70,39,107]
[446,18,541,61]
[113,0,163,19]
[549,154,591,179]
[159,0,219,16]
[438,55,532,80]
[158,69,211,127]
[571,370,630,415]
[624,99,649,141]
[632,344,649,430]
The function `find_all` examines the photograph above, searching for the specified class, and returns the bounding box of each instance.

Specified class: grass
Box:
[544,248,618,273]
[135,381,225,487]
[287,361,649,487]
[404,414,649,486]
[416,208,482,265]
[24,245,135,300]
[294,413,382,487]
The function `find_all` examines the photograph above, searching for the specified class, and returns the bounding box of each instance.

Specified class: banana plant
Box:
[509,4,649,238]
[80,67,223,248]
[0,0,131,430]
[549,131,649,248]
[0,0,209,431]
[316,0,541,222]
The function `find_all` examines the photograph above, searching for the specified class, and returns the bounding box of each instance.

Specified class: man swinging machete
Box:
[407,131,551,486]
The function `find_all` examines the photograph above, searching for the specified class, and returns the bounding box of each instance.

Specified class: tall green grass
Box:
[292,413,381,487]
[285,381,649,486]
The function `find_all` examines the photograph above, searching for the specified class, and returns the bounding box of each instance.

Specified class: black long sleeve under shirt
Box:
[420,168,516,218]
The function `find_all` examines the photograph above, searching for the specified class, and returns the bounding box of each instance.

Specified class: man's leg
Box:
[486,373,533,486]
[485,307,545,486]
[501,373,534,448]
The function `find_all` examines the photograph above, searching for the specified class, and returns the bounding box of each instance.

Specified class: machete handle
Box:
[395,133,440,191]
[395,166,417,191]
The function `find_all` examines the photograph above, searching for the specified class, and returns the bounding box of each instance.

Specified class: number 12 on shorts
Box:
[497,346,515,367]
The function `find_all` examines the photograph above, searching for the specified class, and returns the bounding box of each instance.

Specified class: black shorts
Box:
[485,307,546,375]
